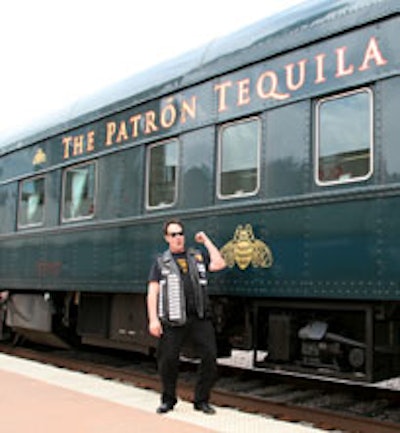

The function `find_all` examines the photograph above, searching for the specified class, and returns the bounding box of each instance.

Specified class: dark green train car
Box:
[1,0,400,381]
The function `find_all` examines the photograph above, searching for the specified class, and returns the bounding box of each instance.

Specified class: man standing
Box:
[147,218,226,415]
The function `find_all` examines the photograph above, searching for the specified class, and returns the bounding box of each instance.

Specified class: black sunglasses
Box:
[168,231,184,237]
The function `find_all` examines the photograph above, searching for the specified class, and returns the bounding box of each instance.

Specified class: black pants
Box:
[157,317,217,405]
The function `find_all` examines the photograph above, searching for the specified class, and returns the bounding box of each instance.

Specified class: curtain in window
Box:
[27,193,40,222]
[71,169,87,218]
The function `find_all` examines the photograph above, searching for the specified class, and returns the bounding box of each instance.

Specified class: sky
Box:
[0,0,306,139]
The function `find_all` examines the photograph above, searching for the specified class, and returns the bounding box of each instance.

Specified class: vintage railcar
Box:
[1,0,400,381]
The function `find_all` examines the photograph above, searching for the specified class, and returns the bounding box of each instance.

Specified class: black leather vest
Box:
[157,248,208,326]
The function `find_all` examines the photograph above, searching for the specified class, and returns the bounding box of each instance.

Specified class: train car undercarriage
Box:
[252,300,400,381]
[2,292,400,382]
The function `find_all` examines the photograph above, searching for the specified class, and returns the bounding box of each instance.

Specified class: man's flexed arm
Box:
[195,231,226,272]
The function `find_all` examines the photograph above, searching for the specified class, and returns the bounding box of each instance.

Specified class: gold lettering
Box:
[314,53,327,84]
[116,121,129,143]
[59,35,390,163]
[214,81,232,112]
[62,136,72,159]
[335,46,354,77]
[129,114,142,138]
[256,70,290,100]
[285,59,307,91]
[180,96,197,123]
[73,135,84,156]
[87,130,95,152]
[237,78,251,106]
[105,121,117,146]
[160,98,177,129]
[145,111,158,134]
[359,36,388,71]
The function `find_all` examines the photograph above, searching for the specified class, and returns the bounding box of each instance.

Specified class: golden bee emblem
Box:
[221,224,273,270]
[32,147,47,166]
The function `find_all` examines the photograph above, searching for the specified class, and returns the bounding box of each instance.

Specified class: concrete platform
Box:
[0,352,328,432]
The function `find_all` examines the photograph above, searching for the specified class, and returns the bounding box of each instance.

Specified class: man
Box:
[147,218,226,415]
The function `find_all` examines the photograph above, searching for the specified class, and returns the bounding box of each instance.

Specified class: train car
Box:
[1,0,400,382]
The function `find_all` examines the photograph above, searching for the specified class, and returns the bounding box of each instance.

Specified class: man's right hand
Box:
[149,318,163,338]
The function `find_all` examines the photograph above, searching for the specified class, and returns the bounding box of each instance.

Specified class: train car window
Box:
[62,161,96,222]
[217,117,260,199]
[316,88,373,186]
[146,139,179,209]
[18,176,45,228]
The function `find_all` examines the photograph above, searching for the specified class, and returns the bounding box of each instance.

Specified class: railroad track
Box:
[1,343,399,433]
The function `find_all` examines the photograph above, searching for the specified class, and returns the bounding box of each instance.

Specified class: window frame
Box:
[217,116,261,200]
[315,87,374,187]
[17,175,46,229]
[145,139,180,210]
[61,160,97,223]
